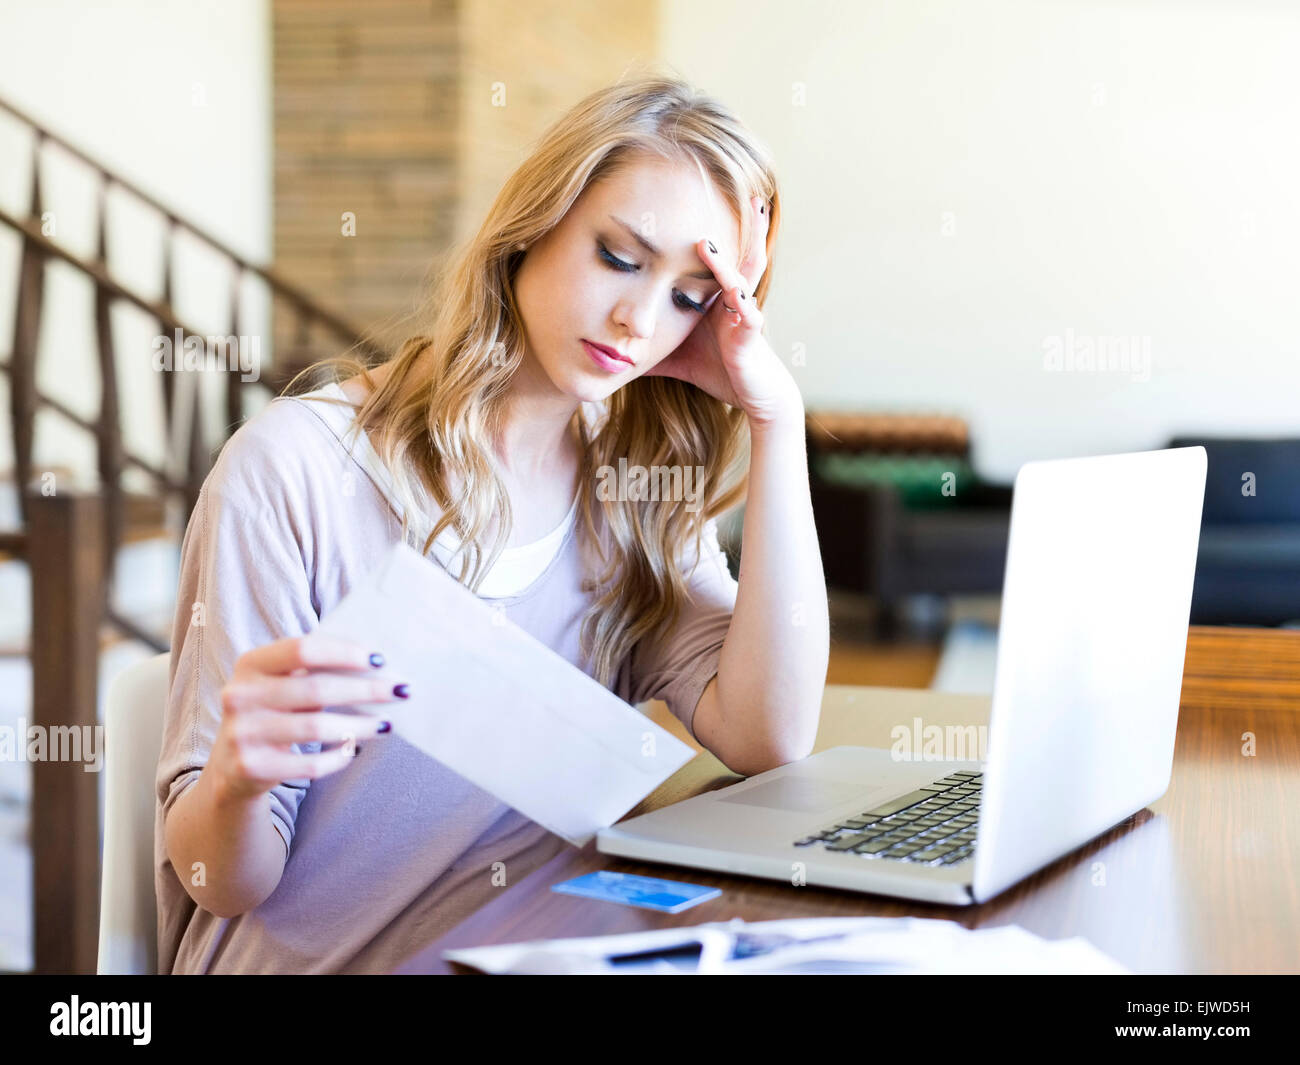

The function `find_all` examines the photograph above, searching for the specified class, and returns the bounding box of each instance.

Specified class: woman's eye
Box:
[597,243,636,272]
[598,242,706,315]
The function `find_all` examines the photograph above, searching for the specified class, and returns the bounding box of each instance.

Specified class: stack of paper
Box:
[442,916,1131,975]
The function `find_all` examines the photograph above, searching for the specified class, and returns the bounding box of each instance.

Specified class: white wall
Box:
[661,0,1300,481]
[0,0,271,490]
[4,1,1296,488]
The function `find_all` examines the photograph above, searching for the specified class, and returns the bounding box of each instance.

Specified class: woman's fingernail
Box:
[353,744,363,757]
[369,652,385,668]
[393,684,410,699]
[377,721,392,733]
[707,239,717,254]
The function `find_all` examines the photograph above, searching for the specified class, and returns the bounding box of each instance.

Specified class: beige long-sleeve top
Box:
[153,384,738,973]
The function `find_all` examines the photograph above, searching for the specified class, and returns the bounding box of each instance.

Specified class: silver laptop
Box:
[598,446,1207,905]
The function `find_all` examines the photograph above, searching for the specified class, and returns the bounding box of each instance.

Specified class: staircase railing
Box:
[0,93,382,973]
[1,94,384,643]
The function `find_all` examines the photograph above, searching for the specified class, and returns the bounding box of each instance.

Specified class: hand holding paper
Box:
[314,542,696,845]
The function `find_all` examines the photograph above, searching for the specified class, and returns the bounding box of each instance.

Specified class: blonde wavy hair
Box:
[285,71,781,689]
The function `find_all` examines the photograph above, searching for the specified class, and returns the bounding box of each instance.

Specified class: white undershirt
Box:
[295,382,582,599]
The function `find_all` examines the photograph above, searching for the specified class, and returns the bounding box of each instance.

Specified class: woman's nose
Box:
[614,297,655,340]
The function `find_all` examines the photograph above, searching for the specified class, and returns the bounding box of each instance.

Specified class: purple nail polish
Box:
[369,652,385,668]
[393,684,410,699]
[377,721,392,733]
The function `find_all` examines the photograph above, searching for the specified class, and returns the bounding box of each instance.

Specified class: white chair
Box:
[97,651,170,975]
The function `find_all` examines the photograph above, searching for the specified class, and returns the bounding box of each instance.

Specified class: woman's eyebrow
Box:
[608,215,718,281]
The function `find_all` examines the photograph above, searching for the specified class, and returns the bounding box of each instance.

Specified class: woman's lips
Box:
[582,339,633,371]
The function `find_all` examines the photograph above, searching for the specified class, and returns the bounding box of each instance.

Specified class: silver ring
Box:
[723,302,738,313]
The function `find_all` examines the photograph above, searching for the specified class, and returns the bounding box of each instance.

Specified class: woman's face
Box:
[512,154,741,404]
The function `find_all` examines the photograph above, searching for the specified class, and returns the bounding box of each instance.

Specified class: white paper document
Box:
[314,541,696,846]
[442,916,1131,975]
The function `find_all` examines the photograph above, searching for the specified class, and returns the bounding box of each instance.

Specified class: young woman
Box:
[155,73,829,974]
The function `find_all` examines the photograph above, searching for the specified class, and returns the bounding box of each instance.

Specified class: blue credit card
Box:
[551,871,722,913]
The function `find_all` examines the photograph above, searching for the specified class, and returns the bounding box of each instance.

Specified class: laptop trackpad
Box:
[717,776,883,814]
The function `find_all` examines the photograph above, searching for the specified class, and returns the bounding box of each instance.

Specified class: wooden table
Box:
[395,626,1300,975]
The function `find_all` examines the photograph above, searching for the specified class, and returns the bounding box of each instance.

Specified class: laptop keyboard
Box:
[793,771,982,866]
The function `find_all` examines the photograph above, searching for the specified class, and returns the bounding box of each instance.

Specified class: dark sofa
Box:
[805,413,1012,635]
[1169,436,1300,625]
[806,420,1300,633]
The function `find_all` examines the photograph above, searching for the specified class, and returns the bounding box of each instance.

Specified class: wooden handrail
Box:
[0,94,379,348]
[0,91,386,566]
[0,360,187,496]
[0,91,393,974]
[0,204,381,367]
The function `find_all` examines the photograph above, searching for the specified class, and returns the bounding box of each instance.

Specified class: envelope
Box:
[314,541,697,845]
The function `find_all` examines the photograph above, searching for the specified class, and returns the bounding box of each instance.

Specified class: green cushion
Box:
[812,453,977,509]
